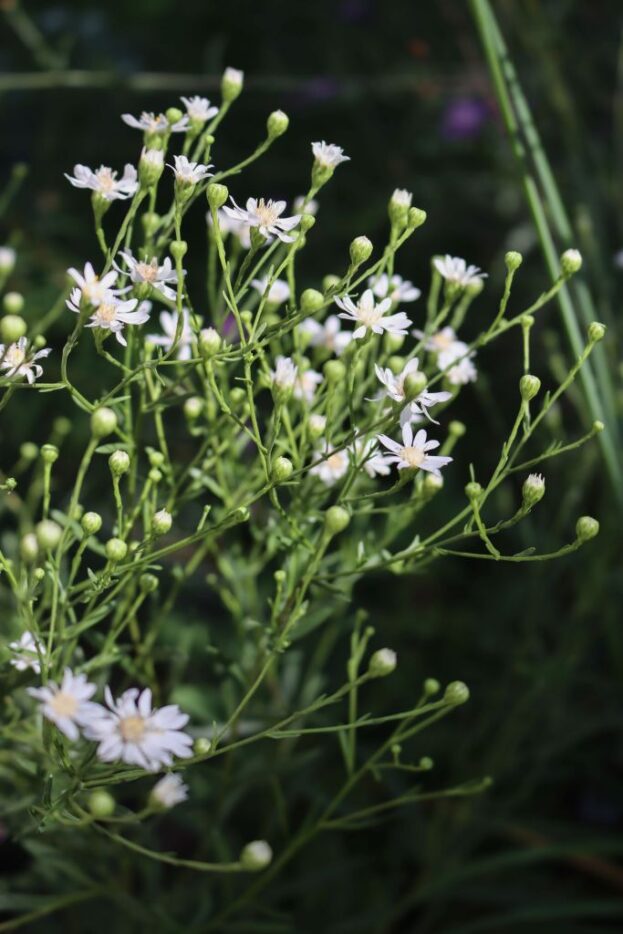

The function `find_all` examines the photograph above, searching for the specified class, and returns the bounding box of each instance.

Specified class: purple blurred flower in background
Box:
[441,96,491,141]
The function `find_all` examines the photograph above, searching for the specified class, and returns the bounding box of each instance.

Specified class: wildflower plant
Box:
[0,67,604,927]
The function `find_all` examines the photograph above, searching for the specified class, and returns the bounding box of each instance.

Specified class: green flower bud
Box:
[0,314,27,343]
[423,677,441,696]
[142,211,161,238]
[230,387,246,407]
[349,236,373,267]
[560,248,582,275]
[368,647,397,678]
[449,420,466,438]
[519,374,541,402]
[199,327,221,356]
[240,840,272,871]
[465,481,483,502]
[406,206,427,230]
[147,449,165,468]
[324,505,350,536]
[3,291,24,315]
[221,66,244,103]
[444,681,470,705]
[403,371,428,401]
[299,213,316,233]
[384,333,405,354]
[35,519,62,551]
[109,450,130,476]
[266,109,289,139]
[81,511,102,535]
[170,240,188,262]
[322,274,340,292]
[271,456,293,484]
[465,277,484,297]
[91,407,117,439]
[105,538,127,562]
[593,420,605,433]
[300,289,324,315]
[575,515,599,543]
[138,148,165,188]
[419,756,434,770]
[165,107,184,125]
[387,355,406,375]
[308,413,327,439]
[149,468,163,484]
[88,790,115,818]
[20,533,39,563]
[505,250,523,272]
[140,573,159,593]
[152,509,173,536]
[20,442,38,461]
[40,444,59,465]
[422,473,443,496]
[588,321,606,343]
[194,737,212,756]
[184,396,204,421]
[522,473,545,508]
[521,314,535,329]
[323,359,346,384]
[388,188,412,229]
[207,183,229,212]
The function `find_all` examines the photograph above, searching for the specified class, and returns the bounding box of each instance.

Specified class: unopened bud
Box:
[194,737,212,756]
[323,359,346,384]
[308,414,327,439]
[152,509,172,536]
[88,790,115,818]
[3,291,24,314]
[561,248,582,275]
[109,450,130,476]
[170,239,188,262]
[139,147,165,188]
[324,505,350,536]
[322,274,340,292]
[349,236,373,267]
[505,250,523,272]
[388,188,412,229]
[91,407,117,439]
[588,321,606,343]
[81,511,102,535]
[522,473,545,507]
[0,314,27,343]
[406,206,427,230]
[221,67,244,103]
[519,374,541,401]
[240,840,272,871]
[20,533,39,563]
[368,647,397,678]
[206,182,229,210]
[40,444,59,465]
[575,515,599,543]
[184,396,203,420]
[35,519,62,551]
[593,420,604,433]
[105,538,127,562]
[449,420,466,438]
[465,481,482,502]
[300,288,324,315]
[165,107,184,125]
[403,371,427,401]
[271,456,293,483]
[140,573,159,593]
[0,246,16,274]
[199,327,221,356]
[444,681,470,705]
[423,677,440,696]
[20,442,38,461]
[266,109,289,139]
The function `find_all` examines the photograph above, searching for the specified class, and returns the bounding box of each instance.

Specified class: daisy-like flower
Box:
[293,195,319,216]
[335,289,412,340]
[374,358,423,405]
[67,262,122,307]
[311,141,350,169]
[180,95,218,123]
[208,209,252,249]
[116,251,179,301]
[9,631,44,674]
[27,669,102,741]
[65,164,138,201]
[269,355,297,392]
[434,255,487,289]
[86,686,193,772]
[294,367,323,404]
[147,309,194,360]
[69,290,150,347]
[150,773,189,809]
[169,155,213,186]
[413,326,467,368]
[377,424,453,476]
[222,197,301,243]
[251,276,290,306]
[351,438,393,478]
[299,315,352,356]
[310,443,350,486]
[446,356,477,386]
[0,338,50,384]
[121,111,189,134]
[374,359,452,425]
[369,273,421,304]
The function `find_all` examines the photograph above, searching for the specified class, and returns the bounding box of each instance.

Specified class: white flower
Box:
[27,669,102,741]
[180,95,218,122]
[222,197,300,243]
[391,188,412,208]
[0,246,16,273]
[377,424,453,476]
[0,338,50,384]
[9,631,44,674]
[169,155,213,186]
[150,773,189,809]
[369,273,421,303]
[140,147,165,170]
[208,209,252,249]
[352,438,393,478]
[122,111,189,134]
[147,309,194,360]
[293,195,319,215]
[85,686,193,772]
[116,251,179,300]
[68,290,150,347]
[413,326,466,367]
[299,315,352,356]
[311,141,350,169]
[374,359,451,425]
[446,356,477,386]
[374,358,422,404]
[294,367,323,403]
[335,289,412,340]
[433,255,487,288]
[269,355,297,392]
[65,164,138,201]
[310,443,350,486]
[251,276,290,306]
[308,413,326,435]
[67,262,122,307]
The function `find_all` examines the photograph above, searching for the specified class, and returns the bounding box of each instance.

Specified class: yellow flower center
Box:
[400,446,425,468]
[49,691,79,718]
[4,346,25,367]
[136,260,159,282]
[327,452,347,472]
[255,200,280,227]
[95,168,116,192]
[96,302,118,324]
[432,332,453,350]
[358,306,383,328]
[119,715,146,742]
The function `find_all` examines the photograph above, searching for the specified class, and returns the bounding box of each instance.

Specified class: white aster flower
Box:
[294,367,323,403]
[147,308,194,360]
[311,141,350,169]
[169,154,213,186]
[293,195,319,215]
[433,255,487,288]
[391,188,412,208]
[369,273,421,303]
[9,631,44,674]
[140,147,165,170]
[208,209,252,249]
[180,95,218,122]
[0,338,50,384]
[65,164,138,201]
[269,355,297,392]
[122,111,189,134]
[446,356,477,386]
[150,773,189,809]
[86,686,193,772]
[70,291,150,347]
[251,276,290,306]
[27,669,102,741]
[67,262,122,307]
[116,251,179,300]
[374,358,422,404]
[222,197,301,243]
[413,326,465,366]
[352,438,393,478]
[335,289,412,340]
[374,359,451,425]
[377,424,453,476]
[310,443,350,486]
[299,315,352,356]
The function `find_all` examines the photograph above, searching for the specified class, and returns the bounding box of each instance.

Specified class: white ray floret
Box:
[222,197,301,243]
[294,367,323,404]
[299,315,352,356]
[116,251,179,300]
[377,424,453,476]
[311,141,350,169]
[121,111,189,134]
[374,359,452,424]
[251,276,290,306]
[67,262,122,307]
[369,273,421,303]
[9,631,44,674]
[180,95,218,122]
[433,255,487,288]
[269,355,297,392]
[208,209,252,249]
[351,438,393,478]
[169,155,213,186]
[150,773,189,809]
[335,289,412,340]
[0,338,50,384]
[27,669,102,741]
[310,443,350,486]
[65,164,138,201]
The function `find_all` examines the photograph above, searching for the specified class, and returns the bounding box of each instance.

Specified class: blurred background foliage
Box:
[1,0,622,931]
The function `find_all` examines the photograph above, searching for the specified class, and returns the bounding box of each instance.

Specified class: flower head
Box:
[150,773,189,809]
[222,197,300,243]
[377,424,453,476]
[0,337,50,384]
[294,367,323,404]
[116,251,179,301]
[68,291,150,347]
[310,442,349,486]
[169,155,213,186]
[434,255,487,289]
[67,262,122,307]
[147,309,194,360]
[374,359,452,424]
[9,631,44,674]
[122,111,189,134]
[335,289,412,340]
[251,276,290,306]
[269,355,297,392]
[27,669,102,740]
[352,437,393,478]
[65,164,138,201]
[300,315,352,356]
[311,141,350,169]
[180,95,218,122]
[446,356,477,386]
[369,273,421,304]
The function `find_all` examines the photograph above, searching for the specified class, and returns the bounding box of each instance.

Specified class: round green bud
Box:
[349,236,373,267]
[40,444,59,465]
[420,756,434,770]
[141,211,161,237]
[165,106,184,124]
[240,840,272,871]
[230,386,246,407]
[308,413,326,439]
[407,207,427,230]
[444,681,470,705]
[324,505,350,536]
[322,274,340,292]
[199,327,221,356]
[422,473,443,496]
[387,356,405,375]
[323,359,346,384]
[403,371,428,401]
[271,456,293,483]
[423,677,441,696]
[20,533,39,563]
[81,511,102,535]
[53,416,71,437]
[266,109,289,139]
[575,515,599,543]
[20,442,38,461]
[449,420,466,438]
[388,188,412,228]
[105,538,128,562]
[109,450,130,476]
[588,321,606,343]
[299,213,316,233]
[385,333,405,354]
[194,737,212,756]
[170,240,188,262]
[35,519,62,551]
[519,374,541,402]
[521,314,535,329]
[206,182,229,210]
[184,396,204,421]
[465,481,483,502]
[221,66,244,103]
[593,420,605,433]
[505,250,523,272]
[88,790,115,819]
[367,647,397,678]
[147,449,165,468]
[522,473,545,507]
[3,291,24,315]
[560,248,582,276]
[140,573,159,593]
[149,468,163,484]
[300,288,324,315]
[152,509,173,536]
[33,567,44,581]
[465,277,484,297]
[0,314,27,343]
[274,569,286,583]
[91,407,117,439]
[33,335,47,351]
